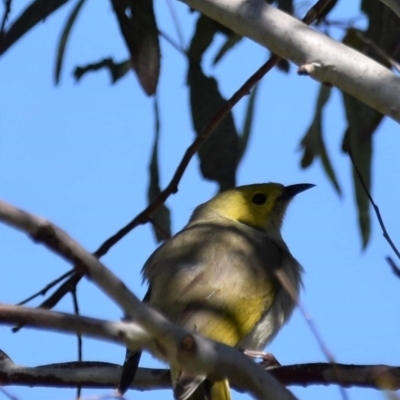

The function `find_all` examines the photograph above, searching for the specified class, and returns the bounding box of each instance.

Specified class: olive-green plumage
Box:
[118,182,314,399]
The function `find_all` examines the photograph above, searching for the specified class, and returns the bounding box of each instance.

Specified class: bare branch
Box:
[0,304,150,346]
[17,269,74,306]
[1,351,399,391]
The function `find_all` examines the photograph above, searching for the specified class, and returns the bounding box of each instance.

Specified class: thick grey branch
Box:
[0,304,149,347]
[0,350,169,390]
[178,0,400,122]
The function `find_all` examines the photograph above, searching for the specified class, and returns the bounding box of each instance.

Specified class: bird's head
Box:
[195,183,314,234]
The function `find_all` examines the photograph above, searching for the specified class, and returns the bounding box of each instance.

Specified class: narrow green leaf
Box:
[213,33,242,65]
[0,0,70,56]
[188,14,223,63]
[188,63,240,191]
[361,0,400,64]
[299,84,341,195]
[341,24,389,248]
[238,84,259,163]
[148,99,171,243]
[111,0,160,95]
[54,0,86,84]
[342,100,381,249]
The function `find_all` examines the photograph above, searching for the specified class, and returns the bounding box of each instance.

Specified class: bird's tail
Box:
[173,371,231,400]
[117,350,142,394]
[205,379,231,400]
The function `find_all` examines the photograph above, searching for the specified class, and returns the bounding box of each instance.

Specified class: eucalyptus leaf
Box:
[299,84,341,195]
[0,0,70,55]
[148,99,171,242]
[188,63,240,191]
[54,0,86,84]
[239,84,259,163]
[339,4,400,247]
[111,0,160,95]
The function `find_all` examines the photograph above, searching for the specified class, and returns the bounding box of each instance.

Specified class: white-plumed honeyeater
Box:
[118,182,314,399]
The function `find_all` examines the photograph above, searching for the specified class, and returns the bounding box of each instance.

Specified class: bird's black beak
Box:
[280,183,315,201]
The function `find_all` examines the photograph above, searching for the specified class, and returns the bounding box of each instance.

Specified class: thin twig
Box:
[386,257,400,280]
[71,288,82,399]
[13,272,81,332]
[158,27,186,55]
[348,149,400,260]
[0,0,12,37]
[166,0,186,50]
[275,270,349,400]
[71,289,83,362]
[17,269,74,305]
[71,287,83,400]
[0,387,18,400]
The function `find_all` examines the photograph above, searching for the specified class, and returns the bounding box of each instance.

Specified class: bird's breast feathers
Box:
[143,217,302,348]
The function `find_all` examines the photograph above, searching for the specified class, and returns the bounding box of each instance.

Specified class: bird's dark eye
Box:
[252,193,267,205]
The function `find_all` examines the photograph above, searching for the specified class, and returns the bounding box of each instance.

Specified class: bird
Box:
[118,182,314,399]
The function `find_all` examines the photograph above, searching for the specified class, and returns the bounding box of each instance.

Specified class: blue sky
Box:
[1,1,400,400]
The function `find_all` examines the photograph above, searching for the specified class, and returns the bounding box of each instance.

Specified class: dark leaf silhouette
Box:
[213,32,242,65]
[239,84,259,163]
[188,63,240,191]
[300,84,341,195]
[188,14,231,63]
[111,0,160,95]
[0,0,70,55]
[54,0,86,84]
[339,4,400,247]
[187,14,241,191]
[148,99,171,242]
[340,26,386,248]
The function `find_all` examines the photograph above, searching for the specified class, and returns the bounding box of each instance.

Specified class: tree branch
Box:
[178,0,400,122]
[1,350,399,391]
[0,304,150,346]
